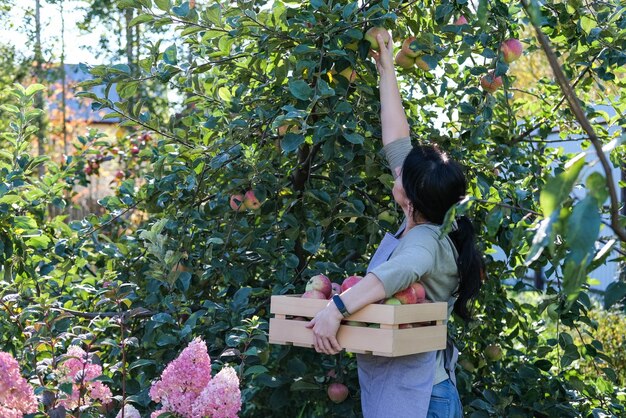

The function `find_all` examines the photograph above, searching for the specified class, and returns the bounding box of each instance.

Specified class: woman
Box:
[306,32,484,417]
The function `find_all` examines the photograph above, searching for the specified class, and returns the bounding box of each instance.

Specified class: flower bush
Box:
[0,352,38,418]
[150,338,241,418]
[56,346,113,410]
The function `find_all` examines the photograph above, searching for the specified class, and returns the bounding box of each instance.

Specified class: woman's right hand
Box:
[370,32,395,77]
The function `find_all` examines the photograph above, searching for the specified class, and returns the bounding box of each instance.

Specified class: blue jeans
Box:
[426,379,463,418]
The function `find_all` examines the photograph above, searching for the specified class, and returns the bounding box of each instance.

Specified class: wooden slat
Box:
[270,295,447,324]
[269,317,446,357]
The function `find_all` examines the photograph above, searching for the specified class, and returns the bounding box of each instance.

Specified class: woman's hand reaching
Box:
[370,32,395,77]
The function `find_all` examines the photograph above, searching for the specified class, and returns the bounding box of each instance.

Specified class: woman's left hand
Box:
[306,303,343,355]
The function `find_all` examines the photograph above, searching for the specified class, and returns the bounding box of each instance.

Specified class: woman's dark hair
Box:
[401,145,484,322]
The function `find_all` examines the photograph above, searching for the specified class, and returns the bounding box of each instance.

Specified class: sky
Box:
[0,1,103,65]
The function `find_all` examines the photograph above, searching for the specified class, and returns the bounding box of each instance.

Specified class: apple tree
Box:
[2,0,626,416]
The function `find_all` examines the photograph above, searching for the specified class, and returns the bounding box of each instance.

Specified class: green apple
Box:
[364,27,391,51]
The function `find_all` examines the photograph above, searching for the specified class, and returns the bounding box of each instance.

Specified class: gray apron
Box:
[358,223,458,418]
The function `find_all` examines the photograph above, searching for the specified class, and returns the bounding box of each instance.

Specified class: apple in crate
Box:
[306,274,332,298]
[411,282,426,301]
[330,282,342,296]
[340,275,363,292]
[384,297,401,305]
[301,290,327,299]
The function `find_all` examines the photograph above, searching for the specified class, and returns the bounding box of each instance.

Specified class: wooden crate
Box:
[269,295,447,357]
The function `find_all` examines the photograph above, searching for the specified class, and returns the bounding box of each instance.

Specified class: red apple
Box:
[301,290,327,299]
[454,15,468,25]
[401,36,419,58]
[410,282,426,301]
[340,275,363,292]
[364,27,391,51]
[331,282,342,296]
[481,72,503,93]
[484,344,503,361]
[393,286,419,304]
[229,194,245,212]
[327,382,349,403]
[83,165,93,175]
[305,274,332,299]
[243,190,261,210]
[500,38,523,64]
[395,51,415,69]
[414,56,430,71]
[130,145,140,155]
[115,170,125,180]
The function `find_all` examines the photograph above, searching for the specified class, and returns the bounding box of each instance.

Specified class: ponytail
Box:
[449,216,484,322]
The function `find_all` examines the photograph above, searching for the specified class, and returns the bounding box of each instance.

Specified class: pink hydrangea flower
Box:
[0,352,38,416]
[191,367,241,418]
[150,338,241,418]
[57,346,112,410]
[149,338,213,417]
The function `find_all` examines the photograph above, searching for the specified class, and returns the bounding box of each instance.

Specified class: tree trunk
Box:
[60,0,68,155]
[34,0,46,177]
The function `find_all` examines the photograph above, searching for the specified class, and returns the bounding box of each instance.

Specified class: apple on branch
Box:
[454,15,468,25]
[327,383,349,403]
[243,190,262,210]
[229,194,246,212]
[480,72,503,93]
[500,38,523,64]
[395,51,415,70]
[400,36,419,58]
[338,67,357,83]
[414,56,431,71]
[364,27,391,51]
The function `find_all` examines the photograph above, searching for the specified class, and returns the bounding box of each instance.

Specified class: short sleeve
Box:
[382,137,412,179]
[370,238,436,298]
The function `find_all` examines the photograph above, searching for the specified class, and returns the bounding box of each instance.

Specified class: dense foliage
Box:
[1,0,626,416]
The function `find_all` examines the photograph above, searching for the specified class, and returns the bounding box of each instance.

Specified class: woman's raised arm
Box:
[371,32,411,146]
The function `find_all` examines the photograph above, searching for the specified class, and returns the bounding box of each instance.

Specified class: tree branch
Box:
[521,0,626,242]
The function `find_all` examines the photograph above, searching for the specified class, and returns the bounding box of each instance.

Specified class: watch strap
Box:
[332,294,351,318]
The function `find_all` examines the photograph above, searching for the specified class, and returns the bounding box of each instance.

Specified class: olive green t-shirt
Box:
[371,137,459,385]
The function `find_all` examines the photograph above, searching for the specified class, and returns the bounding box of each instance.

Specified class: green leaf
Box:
[562,256,589,306]
[585,172,608,204]
[172,1,190,17]
[288,80,313,100]
[580,15,596,34]
[154,0,171,11]
[343,131,364,145]
[129,13,154,26]
[290,380,320,391]
[604,281,626,309]
[25,84,46,96]
[13,216,38,230]
[566,195,600,263]
[539,155,585,217]
[525,212,557,265]
[163,44,178,65]
[317,79,335,98]
[281,133,304,153]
